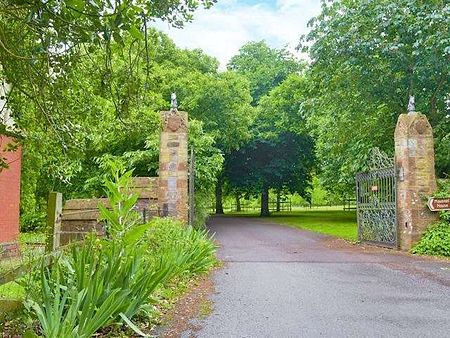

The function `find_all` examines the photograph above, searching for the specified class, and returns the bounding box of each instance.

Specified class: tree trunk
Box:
[260,187,270,217]
[235,193,241,212]
[276,191,281,212]
[215,177,224,214]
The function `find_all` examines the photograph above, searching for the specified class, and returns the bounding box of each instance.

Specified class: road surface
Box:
[188,216,450,338]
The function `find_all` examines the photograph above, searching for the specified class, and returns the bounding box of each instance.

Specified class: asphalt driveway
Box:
[188,216,450,338]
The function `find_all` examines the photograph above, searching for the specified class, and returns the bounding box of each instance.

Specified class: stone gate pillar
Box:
[395,111,438,251]
[0,135,22,257]
[158,108,189,223]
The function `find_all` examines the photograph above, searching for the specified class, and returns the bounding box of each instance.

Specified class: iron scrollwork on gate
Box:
[356,148,397,247]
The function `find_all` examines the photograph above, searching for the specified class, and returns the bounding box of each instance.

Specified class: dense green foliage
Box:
[25,218,217,337]
[0,26,255,230]
[215,0,449,214]
[0,0,233,229]
[301,0,450,194]
[412,180,450,257]
[411,219,450,257]
[3,0,449,335]
[228,41,302,105]
[219,42,314,216]
[225,133,314,215]
[1,0,448,236]
[22,170,216,336]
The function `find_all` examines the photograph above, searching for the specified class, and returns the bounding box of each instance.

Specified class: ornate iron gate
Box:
[356,149,397,247]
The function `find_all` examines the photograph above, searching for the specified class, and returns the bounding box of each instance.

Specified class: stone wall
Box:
[0,135,21,257]
[58,177,158,246]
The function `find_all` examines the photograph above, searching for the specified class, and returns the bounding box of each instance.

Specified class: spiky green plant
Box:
[26,236,176,337]
[25,165,217,337]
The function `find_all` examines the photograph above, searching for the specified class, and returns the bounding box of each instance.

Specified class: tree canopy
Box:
[220,43,314,215]
[1,0,448,226]
[300,0,450,194]
[228,41,302,105]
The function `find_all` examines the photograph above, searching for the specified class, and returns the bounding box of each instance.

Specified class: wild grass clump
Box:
[23,166,216,337]
[147,217,217,275]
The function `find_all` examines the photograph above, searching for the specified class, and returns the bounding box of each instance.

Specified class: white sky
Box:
[153,0,322,69]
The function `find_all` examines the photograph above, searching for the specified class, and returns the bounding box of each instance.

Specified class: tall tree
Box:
[223,42,305,214]
[257,74,308,136]
[228,41,302,104]
[225,133,314,216]
[185,71,255,213]
[6,29,227,229]
[300,0,450,194]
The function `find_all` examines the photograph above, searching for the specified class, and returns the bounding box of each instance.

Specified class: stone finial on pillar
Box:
[407,95,416,115]
[158,108,189,223]
[395,112,438,251]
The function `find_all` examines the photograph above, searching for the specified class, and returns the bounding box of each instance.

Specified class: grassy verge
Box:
[229,210,358,241]
[0,220,218,336]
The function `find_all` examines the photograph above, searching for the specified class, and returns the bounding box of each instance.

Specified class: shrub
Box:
[25,235,177,337]
[146,217,217,276]
[411,220,450,257]
[411,180,450,257]
[20,211,46,232]
[24,166,217,337]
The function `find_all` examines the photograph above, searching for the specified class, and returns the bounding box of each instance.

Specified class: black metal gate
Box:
[356,149,397,247]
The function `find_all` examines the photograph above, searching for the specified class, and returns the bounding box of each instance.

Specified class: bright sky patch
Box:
[153,0,321,69]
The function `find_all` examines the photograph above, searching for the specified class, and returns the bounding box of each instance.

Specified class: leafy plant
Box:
[20,212,46,233]
[25,167,217,337]
[412,180,450,257]
[26,236,175,338]
[434,179,450,199]
[146,218,217,276]
[411,221,450,257]
[300,0,450,194]
[98,164,141,239]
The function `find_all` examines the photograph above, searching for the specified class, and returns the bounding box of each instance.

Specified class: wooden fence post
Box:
[46,192,62,252]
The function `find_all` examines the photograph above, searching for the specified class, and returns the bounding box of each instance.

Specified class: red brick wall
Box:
[0,135,22,244]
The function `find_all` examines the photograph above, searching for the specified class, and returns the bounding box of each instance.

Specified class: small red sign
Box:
[427,198,450,211]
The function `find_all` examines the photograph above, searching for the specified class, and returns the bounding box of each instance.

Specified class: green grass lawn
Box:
[229,210,358,241]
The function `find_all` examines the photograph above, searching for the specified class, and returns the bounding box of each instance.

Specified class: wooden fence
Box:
[47,177,159,250]
[0,177,160,312]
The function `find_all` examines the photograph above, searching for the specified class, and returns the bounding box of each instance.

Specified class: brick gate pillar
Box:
[0,135,22,257]
[394,111,438,251]
[158,108,189,223]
